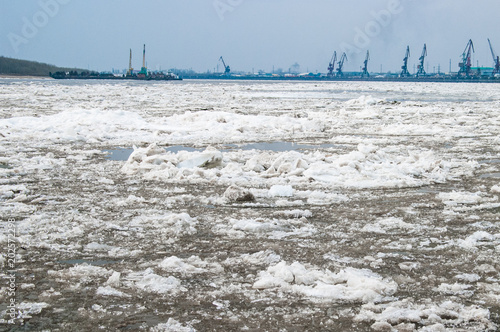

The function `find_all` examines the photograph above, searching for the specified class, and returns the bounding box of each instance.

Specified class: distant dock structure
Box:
[51,44,181,81]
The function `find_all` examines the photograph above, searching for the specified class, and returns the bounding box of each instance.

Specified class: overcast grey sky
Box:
[1,0,499,74]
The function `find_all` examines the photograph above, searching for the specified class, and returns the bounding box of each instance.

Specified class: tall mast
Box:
[400,46,411,77]
[128,49,132,75]
[142,44,146,69]
[138,44,147,76]
[361,50,370,78]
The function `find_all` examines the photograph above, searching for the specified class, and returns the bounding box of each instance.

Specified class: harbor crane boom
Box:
[400,46,411,77]
[327,51,337,77]
[458,39,474,77]
[336,52,348,77]
[416,44,427,77]
[488,38,500,76]
[361,50,370,77]
[219,56,231,75]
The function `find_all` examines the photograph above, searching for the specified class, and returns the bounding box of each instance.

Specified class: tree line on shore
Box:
[0,56,84,76]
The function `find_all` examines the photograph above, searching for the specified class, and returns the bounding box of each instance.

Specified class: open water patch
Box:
[479,172,500,179]
[105,142,338,161]
[478,158,500,164]
[105,146,204,161]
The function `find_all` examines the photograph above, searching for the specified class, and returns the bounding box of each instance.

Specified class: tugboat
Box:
[50,45,181,81]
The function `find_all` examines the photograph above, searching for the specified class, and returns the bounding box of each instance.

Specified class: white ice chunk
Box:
[435,282,473,296]
[85,242,116,252]
[150,318,196,332]
[345,95,383,106]
[16,302,49,319]
[268,185,294,197]
[223,185,255,202]
[106,271,121,287]
[361,217,416,234]
[356,300,494,330]
[177,147,222,169]
[48,264,112,285]
[458,231,495,249]
[438,191,487,206]
[96,286,130,298]
[158,255,222,275]
[454,273,481,282]
[130,212,197,237]
[253,261,397,303]
[231,218,280,233]
[134,268,184,294]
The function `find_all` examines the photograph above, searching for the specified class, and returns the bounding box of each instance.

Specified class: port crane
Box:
[400,46,411,77]
[361,51,370,77]
[327,51,337,77]
[458,39,474,77]
[219,56,231,75]
[416,44,427,77]
[488,38,500,76]
[336,52,347,77]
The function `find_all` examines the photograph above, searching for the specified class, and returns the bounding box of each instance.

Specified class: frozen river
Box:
[1,78,499,331]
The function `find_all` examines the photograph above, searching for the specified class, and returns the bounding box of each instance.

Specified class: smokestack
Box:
[143,44,146,69]
[129,49,132,73]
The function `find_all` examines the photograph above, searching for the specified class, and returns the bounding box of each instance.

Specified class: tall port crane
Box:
[327,51,337,77]
[458,39,474,77]
[336,52,347,77]
[488,38,500,76]
[416,44,427,77]
[400,46,411,77]
[361,50,370,77]
[219,56,231,75]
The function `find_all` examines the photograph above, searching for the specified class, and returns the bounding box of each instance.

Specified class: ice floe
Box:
[121,142,471,191]
[158,256,223,275]
[253,261,397,303]
[126,268,186,295]
[356,300,496,331]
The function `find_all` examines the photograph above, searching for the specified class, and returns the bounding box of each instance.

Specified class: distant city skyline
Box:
[1,0,500,74]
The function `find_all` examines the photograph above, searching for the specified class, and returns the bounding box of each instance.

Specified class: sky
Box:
[1,0,500,74]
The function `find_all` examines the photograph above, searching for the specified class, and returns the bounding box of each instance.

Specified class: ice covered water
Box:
[1,79,500,330]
